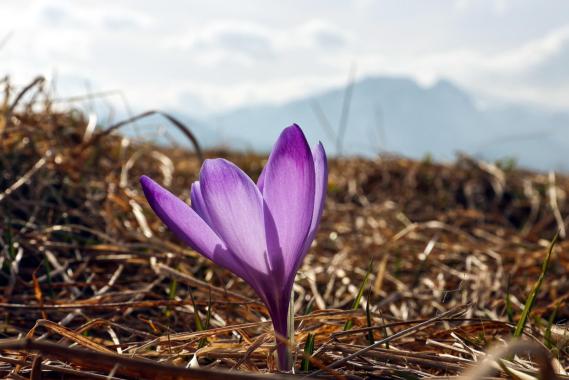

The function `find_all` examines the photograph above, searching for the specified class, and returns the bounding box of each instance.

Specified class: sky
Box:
[1,0,569,116]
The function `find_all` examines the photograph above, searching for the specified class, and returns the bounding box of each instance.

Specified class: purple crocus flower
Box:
[140,124,327,370]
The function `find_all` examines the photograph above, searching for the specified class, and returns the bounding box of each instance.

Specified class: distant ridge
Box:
[168,76,569,171]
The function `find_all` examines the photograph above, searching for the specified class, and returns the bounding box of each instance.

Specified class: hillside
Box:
[1,78,568,378]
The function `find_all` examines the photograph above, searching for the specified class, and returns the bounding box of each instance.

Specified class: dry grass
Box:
[0,78,568,379]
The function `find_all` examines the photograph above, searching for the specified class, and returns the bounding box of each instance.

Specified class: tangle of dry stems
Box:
[0,77,568,379]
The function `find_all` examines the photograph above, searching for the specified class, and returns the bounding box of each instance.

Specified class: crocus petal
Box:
[190,181,213,226]
[200,158,271,275]
[257,167,266,192]
[269,142,328,369]
[261,124,315,278]
[140,176,229,264]
[301,142,328,257]
[142,176,261,285]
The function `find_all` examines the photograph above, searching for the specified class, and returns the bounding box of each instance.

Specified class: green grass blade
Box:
[303,298,314,315]
[513,231,559,338]
[188,287,204,331]
[198,290,212,349]
[42,257,55,299]
[301,333,315,371]
[167,278,177,300]
[344,260,373,331]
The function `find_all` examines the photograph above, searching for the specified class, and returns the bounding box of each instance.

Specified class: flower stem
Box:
[287,289,295,372]
[275,287,295,372]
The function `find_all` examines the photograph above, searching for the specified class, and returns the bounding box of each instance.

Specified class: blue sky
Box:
[1,0,569,115]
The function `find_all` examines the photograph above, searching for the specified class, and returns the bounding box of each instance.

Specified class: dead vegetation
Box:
[0,78,568,379]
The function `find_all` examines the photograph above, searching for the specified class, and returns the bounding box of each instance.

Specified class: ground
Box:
[0,79,568,379]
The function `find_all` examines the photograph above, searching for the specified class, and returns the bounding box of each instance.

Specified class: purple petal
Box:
[140,176,230,265]
[267,142,327,370]
[190,181,213,226]
[257,166,266,192]
[261,124,315,278]
[200,158,271,275]
[300,142,328,259]
[142,176,264,287]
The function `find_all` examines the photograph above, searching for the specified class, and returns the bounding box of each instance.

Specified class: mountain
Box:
[172,76,569,171]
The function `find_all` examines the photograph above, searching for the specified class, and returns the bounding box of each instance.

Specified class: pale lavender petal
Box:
[200,158,271,275]
[257,166,266,192]
[140,176,232,266]
[301,142,328,256]
[190,181,213,226]
[142,175,260,286]
[261,124,315,277]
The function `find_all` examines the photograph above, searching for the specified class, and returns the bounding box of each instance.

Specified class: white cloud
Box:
[291,20,351,50]
[454,0,513,14]
[165,19,350,67]
[350,25,569,110]
[449,26,569,109]
[166,21,276,65]
[1,0,568,114]
[14,0,152,31]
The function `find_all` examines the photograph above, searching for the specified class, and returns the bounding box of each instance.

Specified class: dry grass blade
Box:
[233,333,272,370]
[459,339,561,380]
[0,152,50,202]
[27,319,114,353]
[0,339,297,380]
[156,263,258,303]
[84,109,203,162]
[0,355,124,380]
[6,76,45,115]
[308,304,471,376]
